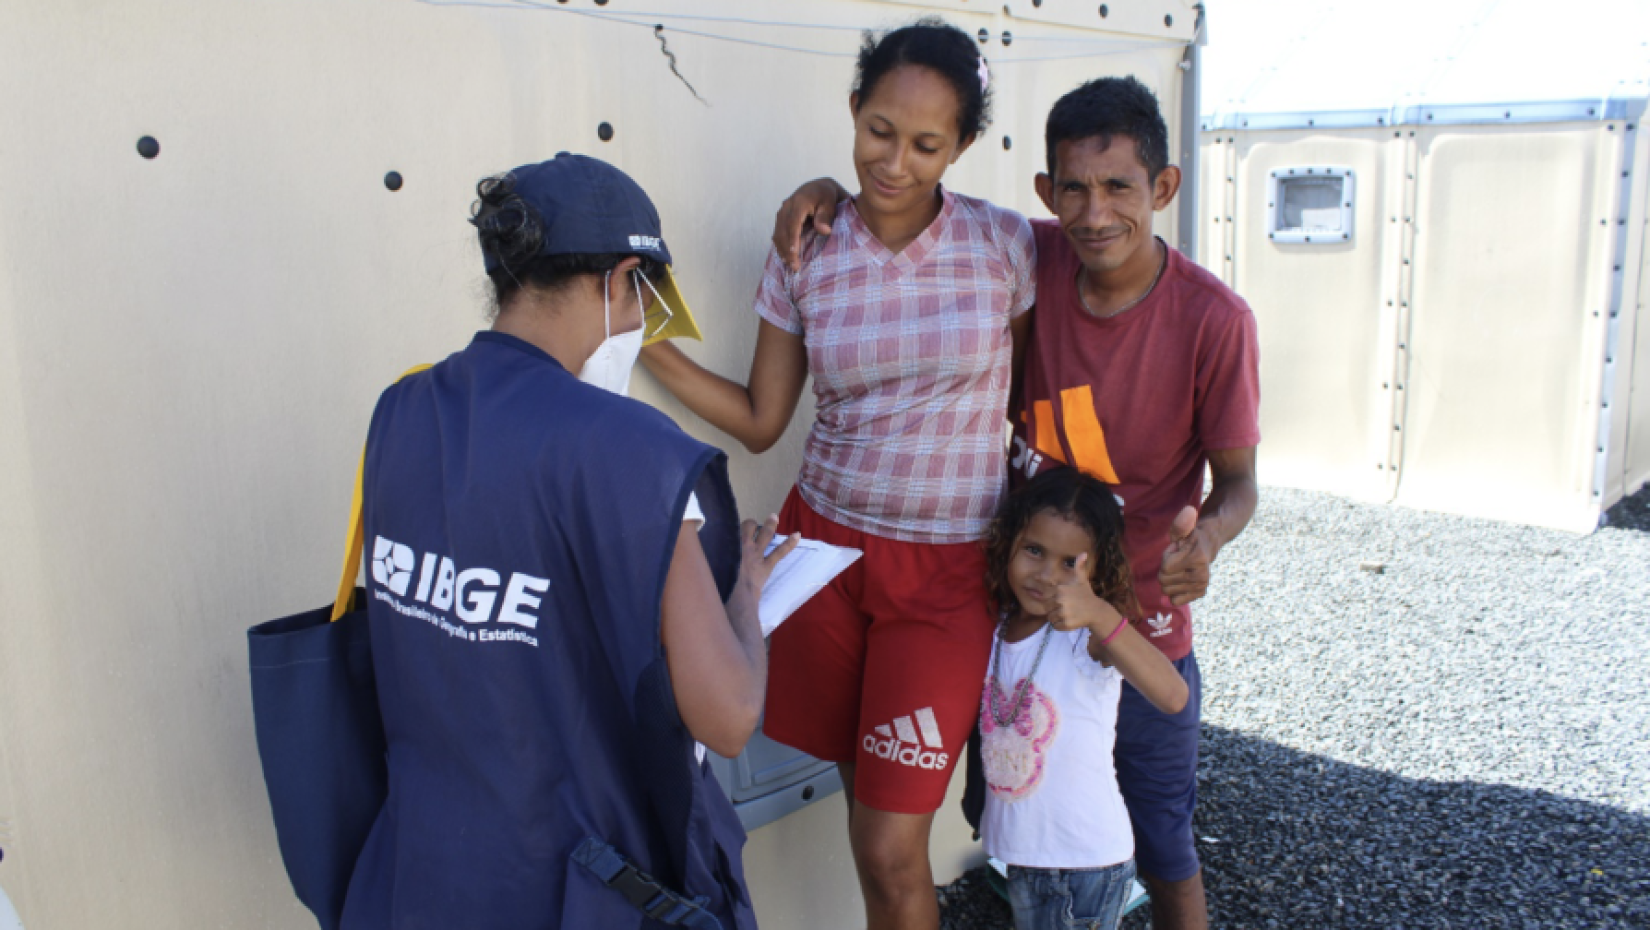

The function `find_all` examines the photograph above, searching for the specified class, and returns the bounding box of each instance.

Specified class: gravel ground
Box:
[940,483,1650,930]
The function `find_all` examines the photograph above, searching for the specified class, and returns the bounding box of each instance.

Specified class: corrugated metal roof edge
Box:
[1202,96,1650,132]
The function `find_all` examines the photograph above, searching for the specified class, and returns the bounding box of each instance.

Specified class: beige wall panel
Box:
[1228,131,1396,499]
[0,1,1184,927]
[879,0,1199,43]
[743,764,978,930]
[1396,126,1607,531]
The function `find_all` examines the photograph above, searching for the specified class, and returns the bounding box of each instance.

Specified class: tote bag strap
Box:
[331,364,434,621]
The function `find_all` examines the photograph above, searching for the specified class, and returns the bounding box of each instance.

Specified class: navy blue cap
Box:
[483,153,671,273]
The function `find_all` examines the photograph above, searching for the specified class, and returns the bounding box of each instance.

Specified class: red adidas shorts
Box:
[762,487,996,815]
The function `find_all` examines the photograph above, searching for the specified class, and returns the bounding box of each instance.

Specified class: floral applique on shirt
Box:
[980,679,1060,801]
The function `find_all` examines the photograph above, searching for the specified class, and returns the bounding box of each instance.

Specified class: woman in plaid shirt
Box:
[641,20,1034,930]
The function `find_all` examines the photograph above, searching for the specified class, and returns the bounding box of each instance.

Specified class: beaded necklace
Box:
[984,614,1054,727]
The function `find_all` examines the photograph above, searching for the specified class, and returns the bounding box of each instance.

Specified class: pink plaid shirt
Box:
[756,189,1036,543]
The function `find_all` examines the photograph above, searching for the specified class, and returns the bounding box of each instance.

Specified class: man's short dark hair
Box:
[1044,76,1169,180]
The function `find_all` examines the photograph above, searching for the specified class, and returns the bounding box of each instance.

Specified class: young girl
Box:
[641,18,1033,930]
[980,467,1190,930]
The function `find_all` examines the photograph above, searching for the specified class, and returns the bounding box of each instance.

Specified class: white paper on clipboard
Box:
[759,536,862,636]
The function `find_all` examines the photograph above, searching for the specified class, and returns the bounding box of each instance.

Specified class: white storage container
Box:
[1198,0,1650,531]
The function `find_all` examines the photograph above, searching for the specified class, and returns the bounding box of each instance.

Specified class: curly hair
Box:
[469,171,664,312]
[983,466,1141,620]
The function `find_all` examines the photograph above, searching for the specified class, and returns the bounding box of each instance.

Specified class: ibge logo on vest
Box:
[370,535,549,647]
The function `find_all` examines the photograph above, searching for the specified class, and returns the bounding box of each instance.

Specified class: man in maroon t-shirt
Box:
[1008,76,1260,930]
[771,77,1258,930]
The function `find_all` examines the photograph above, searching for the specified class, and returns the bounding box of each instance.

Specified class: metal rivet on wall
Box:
[384,171,404,191]
[137,136,160,159]
[1001,31,1013,46]
[978,28,990,43]
[1165,14,1174,27]
[598,122,615,141]
[1003,136,1012,150]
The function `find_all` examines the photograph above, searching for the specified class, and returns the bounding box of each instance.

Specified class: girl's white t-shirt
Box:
[980,626,1133,869]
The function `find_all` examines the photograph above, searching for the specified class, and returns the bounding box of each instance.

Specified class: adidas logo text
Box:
[862,707,949,770]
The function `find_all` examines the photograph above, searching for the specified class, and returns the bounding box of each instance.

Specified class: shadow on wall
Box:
[1117,726,1650,929]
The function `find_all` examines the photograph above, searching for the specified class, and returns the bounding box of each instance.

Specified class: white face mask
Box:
[578,269,646,395]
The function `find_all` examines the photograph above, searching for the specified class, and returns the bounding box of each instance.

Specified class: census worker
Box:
[345,153,793,930]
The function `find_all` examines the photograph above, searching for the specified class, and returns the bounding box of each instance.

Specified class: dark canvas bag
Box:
[246,365,427,930]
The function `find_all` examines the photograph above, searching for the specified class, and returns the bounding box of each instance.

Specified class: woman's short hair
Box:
[854,18,992,141]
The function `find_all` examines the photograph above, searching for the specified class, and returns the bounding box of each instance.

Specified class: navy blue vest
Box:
[345,332,754,930]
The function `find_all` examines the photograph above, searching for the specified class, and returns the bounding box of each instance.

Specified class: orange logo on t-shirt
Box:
[1028,385,1120,485]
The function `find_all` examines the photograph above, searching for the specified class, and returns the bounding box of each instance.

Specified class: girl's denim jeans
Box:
[1006,859,1137,930]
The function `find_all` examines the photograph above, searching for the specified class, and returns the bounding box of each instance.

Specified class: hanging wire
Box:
[576,5,1176,48]
[520,6,868,33]
[417,0,857,58]
[417,0,1183,64]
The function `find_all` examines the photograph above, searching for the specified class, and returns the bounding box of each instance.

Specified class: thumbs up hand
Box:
[1158,505,1215,607]
[1047,553,1124,638]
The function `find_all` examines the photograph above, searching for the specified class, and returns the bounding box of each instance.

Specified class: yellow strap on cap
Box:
[642,265,704,346]
[331,364,433,621]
